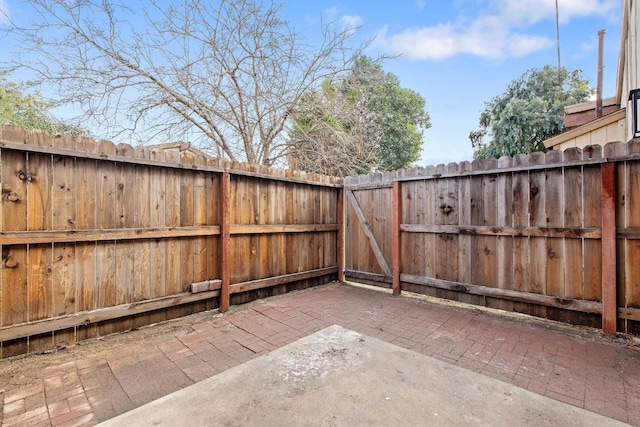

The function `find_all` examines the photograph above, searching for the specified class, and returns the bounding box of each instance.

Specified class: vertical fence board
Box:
[564,155,584,300]
[51,242,76,345]
[528,154,547,301]
[457,169,471,285]
[545,160,564,298]
[1,246,28,327]
[469,162,485,287]
[445,165,460,283]
[601,161,617,333]
[53,156,77,230]
[422,172,435,279]
[192,158,208,291]
[481,167,497,288]
[27,244,52,322]
[496,157,513,285]
[583,161,603,301]
[3,151,28,231]
[625,143,640,313]
[96,242,116,335]
[179,157,195,291]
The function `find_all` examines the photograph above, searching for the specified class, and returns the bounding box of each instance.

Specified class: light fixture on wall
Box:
[629,88,640,138]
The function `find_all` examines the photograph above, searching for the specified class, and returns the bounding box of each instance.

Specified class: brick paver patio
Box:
[1,282,640,426]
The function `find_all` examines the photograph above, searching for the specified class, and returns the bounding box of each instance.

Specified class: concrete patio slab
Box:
[98,325,628,427]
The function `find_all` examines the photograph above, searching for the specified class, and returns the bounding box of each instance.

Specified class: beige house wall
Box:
[545,109,626,151]
[620,0,638,140]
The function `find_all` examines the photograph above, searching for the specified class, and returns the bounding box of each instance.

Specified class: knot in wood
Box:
[6,192,20,202]
[530,186,539,196]
[3,255,18,268]
[439,204,453,215]
[17,170,27,181]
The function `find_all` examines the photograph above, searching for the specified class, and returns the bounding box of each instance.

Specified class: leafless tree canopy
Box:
[2,0,366,164]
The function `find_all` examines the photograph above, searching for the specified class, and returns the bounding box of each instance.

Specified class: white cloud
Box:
[341,14,363,31]
[375,0,616,60]
[507,34,554,58]
[415,0,426,9]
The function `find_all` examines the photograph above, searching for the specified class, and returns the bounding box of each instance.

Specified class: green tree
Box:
[0,73,84,135]
[289,56,431,176]
[470,65,593,159]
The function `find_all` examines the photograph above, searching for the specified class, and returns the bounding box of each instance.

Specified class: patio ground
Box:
[1,282,640,426]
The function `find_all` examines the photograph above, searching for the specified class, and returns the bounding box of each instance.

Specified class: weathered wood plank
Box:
[3,151,28,232]
[219,172,231,312]
[563,159,584,300]
[601,161,617,333]
[528,153,546,298]
[345,189,392,276]
[27,151,52,231]
[496,157,513,293]
[392,182,401,294]
[1,140,340,188]
[457,166,471,285]
[229,266,338,294]
[1,246,28,326]
[230,224,339,234]
[0,226,222,245]
[343,269,392,284]
[0,289,221,342]
[469,161,485,287]
[28,244,52,322]
[481,167,497,287]
[400,273,602,313]
[583,163,602,302]
[400,224,601,238]
[545,158,564,298]
[337,188,345,282]
[511,156,529,294]
[624,142,640,325]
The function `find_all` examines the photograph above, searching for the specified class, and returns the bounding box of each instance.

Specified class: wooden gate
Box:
[343,141,640,335]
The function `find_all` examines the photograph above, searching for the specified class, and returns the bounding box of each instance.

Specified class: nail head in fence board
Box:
[601,161,616,334]
[219,172,231,312]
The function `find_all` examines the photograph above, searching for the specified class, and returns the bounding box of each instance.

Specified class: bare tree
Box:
[2,0,365,165]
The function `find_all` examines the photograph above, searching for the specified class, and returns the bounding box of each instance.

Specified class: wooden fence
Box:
[0,126,341,358]
[4,122,640,359]
[344,141,640,335]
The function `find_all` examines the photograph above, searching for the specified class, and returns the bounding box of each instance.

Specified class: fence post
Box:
[601,161,617,334]
[392,181,401,295]
[219,171,231,312]
[337,188,345,282]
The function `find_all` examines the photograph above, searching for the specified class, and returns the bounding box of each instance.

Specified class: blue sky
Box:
[1,0,623,167]
[284,0,622,165]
